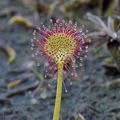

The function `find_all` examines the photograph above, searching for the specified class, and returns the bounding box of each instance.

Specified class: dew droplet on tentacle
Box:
[70,82,73,86]
[86,29,88,33]
[44,74,47,78]
[33,30,36,36]
[63,80,68,93]
[79,63,83,67]
[68,20,72,25]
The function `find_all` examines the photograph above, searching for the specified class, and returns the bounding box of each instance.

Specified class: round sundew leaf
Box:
[31,19,89,79]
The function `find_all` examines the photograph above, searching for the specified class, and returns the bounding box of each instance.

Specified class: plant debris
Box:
[0,42,16,64]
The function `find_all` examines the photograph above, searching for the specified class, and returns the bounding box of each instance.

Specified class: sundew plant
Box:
[31,19,88,120]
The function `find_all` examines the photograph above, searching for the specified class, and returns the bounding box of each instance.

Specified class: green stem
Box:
[53,62,64,120]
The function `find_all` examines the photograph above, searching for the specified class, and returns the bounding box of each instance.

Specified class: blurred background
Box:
[0,0,120,120]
